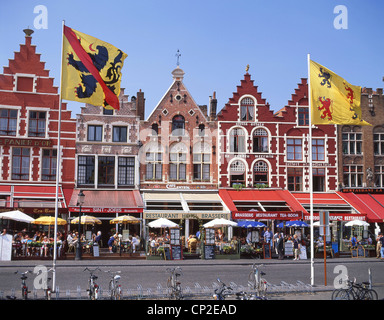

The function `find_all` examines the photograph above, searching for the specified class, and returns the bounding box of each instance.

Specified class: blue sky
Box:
[1,0,383,118]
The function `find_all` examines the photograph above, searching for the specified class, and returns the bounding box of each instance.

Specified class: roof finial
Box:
[175,49,181,67]
[246,64,250,73]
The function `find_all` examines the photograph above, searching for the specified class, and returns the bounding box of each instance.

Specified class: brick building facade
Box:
[0,30,76,217]
[217,71,338,193]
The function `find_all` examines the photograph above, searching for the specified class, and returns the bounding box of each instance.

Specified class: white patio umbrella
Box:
[203,218,238,228]
[148,218,179,228]
[0,210,34,223]
[345,220,369,227]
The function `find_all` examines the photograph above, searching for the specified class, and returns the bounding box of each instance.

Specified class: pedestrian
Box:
[264,227,272,244]
[131,234,139,253]
[378,233,384,260]
[293,234,301,260]
[376,233,382,259]
[277,233,284,260]
[350,234,358,248]
[108,233,117,253]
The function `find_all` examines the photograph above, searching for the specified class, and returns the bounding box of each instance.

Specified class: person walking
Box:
[378,233,384,260]
[293,234,301,261]
[277,233,284,260]
[376,233,382,259]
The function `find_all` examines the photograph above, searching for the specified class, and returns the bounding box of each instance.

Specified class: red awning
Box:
[68,190,144,214]
[293,192,348,205]
[13,185,65,199]
[219,189,306,220]
[338,192,384,223]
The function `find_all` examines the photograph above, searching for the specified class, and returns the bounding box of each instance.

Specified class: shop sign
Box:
[232,211,302,220]
[303,213,366,221]
[69,207,143,214]
[341,188,384,194]
[0,137,52,147]
[143,212,230,220]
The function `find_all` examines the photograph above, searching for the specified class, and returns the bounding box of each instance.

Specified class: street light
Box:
[75,190,85,260]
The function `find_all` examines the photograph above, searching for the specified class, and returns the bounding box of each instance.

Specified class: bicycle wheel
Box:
[361,289,378,300]
[175,284,183,300]
[109,281,115,300]
[332,289,351,300]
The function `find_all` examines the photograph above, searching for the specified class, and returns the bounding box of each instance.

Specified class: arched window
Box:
[229,128,246,153]
[230,160,246,187]
[198,124,205,137]
[172,115,185,136]
[253,128,268,153]
[240,97,254,121]
[253,161,268,186]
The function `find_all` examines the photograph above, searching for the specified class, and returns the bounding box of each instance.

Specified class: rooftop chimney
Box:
[136,89,145,120]
[210,91,217,121]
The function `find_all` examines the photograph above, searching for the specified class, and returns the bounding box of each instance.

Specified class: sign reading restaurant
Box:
[232,211,303,220]
[144,212,230,220]
[0,137,53,147]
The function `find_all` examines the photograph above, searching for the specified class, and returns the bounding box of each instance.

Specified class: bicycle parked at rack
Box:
[6,270,32,300]
[166,267,183,300]
[248,263,268,298]
[40,268,54,300]
[105,270,122,300]
[332,277,378,300]
[213,278,233,300]
[84,267,101,300]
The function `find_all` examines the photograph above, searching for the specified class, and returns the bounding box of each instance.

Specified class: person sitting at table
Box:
[187,235,198,253]
[131,234,140,253]
[41,236,50,257]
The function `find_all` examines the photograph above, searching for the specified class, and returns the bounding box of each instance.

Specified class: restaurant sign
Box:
[303,213,366,221]
[143,212,230,220]
[232,211,302,220]
[69,207,143,214]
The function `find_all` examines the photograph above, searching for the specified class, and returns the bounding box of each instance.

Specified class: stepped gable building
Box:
[0,29,76,217]
[139,66,230,239]
[337,86,384,224]
[68,89,144,243]
[217,70,338,220]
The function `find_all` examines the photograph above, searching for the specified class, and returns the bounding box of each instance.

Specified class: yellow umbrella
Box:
[71,215,102,225]
[109,215,141,224]
[32,216,67,225]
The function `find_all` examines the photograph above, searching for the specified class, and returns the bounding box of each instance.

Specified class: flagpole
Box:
[53,19,65,292]
[307,53,315,286]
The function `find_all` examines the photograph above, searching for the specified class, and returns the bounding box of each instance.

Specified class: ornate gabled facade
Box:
[217,71,338,193]
[139,66,218,190]
[0,30,76,216]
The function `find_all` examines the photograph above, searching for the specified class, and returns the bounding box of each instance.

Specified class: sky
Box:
[0,0,383,119]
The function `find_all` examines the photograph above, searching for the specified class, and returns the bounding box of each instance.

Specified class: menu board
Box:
[263,243,271,259]
[284,241,294,257]
[163,246,171,260]
[299,246,307,260]
[170,228,180,245]
[205,228,215,245]
[171,245,182,260]
[204,245,215,260]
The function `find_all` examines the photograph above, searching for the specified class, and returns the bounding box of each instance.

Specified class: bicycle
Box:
[213,278,233,300]
[166,267,183,300]
[332,278,378,300]
[84,267,101,300]
[40,268,53,300]
[8,270,32,300]
[248,263,268,298]
[105,270,122,300]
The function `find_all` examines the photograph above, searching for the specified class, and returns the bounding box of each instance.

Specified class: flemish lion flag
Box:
[61,26,127,110]
[309,60,370,126]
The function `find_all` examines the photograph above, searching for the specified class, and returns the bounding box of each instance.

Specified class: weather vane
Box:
[176,49,181,67]
[246,64,250,72]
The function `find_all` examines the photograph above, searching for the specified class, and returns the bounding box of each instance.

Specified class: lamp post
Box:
[75,190,85,260]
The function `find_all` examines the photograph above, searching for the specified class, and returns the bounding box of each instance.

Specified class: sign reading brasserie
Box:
[0,137,53,147]
[143,212,230,220]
